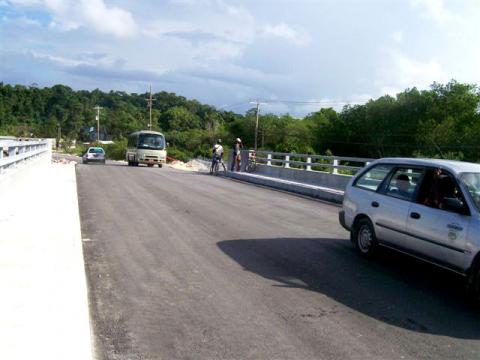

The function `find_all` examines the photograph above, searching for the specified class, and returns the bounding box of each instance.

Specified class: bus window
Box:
[138,134,164,150]
[127,135,137,147]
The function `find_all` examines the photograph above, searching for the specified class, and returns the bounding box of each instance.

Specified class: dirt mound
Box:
[52,158,77,165]
[169,159,209,172]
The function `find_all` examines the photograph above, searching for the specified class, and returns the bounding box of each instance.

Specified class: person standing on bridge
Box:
[231,138,242,171]
[210,139,224,174]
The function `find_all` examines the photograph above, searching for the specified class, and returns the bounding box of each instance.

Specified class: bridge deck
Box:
[0,157,92,360]
[76,163,480,360]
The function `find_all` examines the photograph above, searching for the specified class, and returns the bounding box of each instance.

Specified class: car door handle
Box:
[447,224,463,231]
[371,201,379,208]
[410,212,421,219]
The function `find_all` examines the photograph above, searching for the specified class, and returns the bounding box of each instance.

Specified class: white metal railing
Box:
[252,150,373,175]
[0,139,52,174]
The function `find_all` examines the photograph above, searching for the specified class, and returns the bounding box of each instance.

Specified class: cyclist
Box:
[210,139,224,174]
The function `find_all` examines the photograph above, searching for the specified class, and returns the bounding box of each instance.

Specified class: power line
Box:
[257,99,369,106]
[260,99,349,105]
[219,98,365,112]
[217,101,251,110]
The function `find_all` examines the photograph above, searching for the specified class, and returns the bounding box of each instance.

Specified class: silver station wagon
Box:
[339,158,480,299]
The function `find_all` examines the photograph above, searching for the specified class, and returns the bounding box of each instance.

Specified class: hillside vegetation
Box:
[1,81,479,161]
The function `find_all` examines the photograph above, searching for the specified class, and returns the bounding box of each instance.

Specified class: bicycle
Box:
[210,156,226,175]
[245,150,257,173]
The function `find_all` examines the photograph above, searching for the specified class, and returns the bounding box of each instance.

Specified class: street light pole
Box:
[93,105,103,141]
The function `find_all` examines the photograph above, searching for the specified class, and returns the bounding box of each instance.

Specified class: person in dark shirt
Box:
[394,174,411,199]
[231,138,242,171]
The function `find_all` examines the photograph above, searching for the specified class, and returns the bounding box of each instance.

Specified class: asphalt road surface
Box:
[76,163,480,360]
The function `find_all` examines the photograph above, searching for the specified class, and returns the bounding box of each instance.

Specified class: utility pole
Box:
[93,105,103,141]
[145,85,155,130]
[57,123,61,150]
[250,100,267,151]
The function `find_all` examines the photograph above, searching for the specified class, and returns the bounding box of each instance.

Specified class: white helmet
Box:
[236,138,241,142]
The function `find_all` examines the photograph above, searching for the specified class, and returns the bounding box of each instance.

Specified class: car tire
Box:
[466,259,480,302]
[158,163,162,168]
[352,218,378,257]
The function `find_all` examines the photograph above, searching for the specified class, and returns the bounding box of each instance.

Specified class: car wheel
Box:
[352,218,378,257]
[466,260,480,302]
[158,163,162,168]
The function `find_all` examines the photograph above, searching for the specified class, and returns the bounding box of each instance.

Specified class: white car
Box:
[82,147,106,164]
[339,158,480,299]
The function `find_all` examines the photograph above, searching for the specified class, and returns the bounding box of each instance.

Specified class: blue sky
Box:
[0,0,479,116]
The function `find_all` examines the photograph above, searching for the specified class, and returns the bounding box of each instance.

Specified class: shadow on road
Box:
[217,237,480,339]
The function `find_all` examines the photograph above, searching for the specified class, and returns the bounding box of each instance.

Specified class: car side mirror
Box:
[443,197,465,212]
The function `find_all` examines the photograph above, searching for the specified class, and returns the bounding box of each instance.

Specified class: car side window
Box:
[384,167,424,201]
[417,169,469,215]
[355,165,393,191]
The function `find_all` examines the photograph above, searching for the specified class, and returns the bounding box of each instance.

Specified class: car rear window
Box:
[355,165,393,191]
[89,148,104,153]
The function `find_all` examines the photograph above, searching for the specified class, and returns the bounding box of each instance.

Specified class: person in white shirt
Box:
[210,139,224,173]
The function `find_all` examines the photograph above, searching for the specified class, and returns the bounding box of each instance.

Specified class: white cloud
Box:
[378,50,449,96]
[137,1,256,65]
[29,50,88,67]
[409,0,456,24]
[263,23,310,47]
[3,0,479,117]
[198,41,244,60]
[11,0,138,37]
[152,0,255,45]
[8,0,42,5]
[1,14,41,27]
[391,31,403,43]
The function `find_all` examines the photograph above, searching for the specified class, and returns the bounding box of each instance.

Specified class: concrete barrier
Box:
[227,171,345,203]
[227,150,373,192]
[0,139,52,175]
[254,164,352,191]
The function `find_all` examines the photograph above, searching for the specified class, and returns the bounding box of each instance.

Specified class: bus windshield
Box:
[138,134,164,150]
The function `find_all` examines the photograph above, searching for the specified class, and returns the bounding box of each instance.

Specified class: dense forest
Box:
[1,81,479,162]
